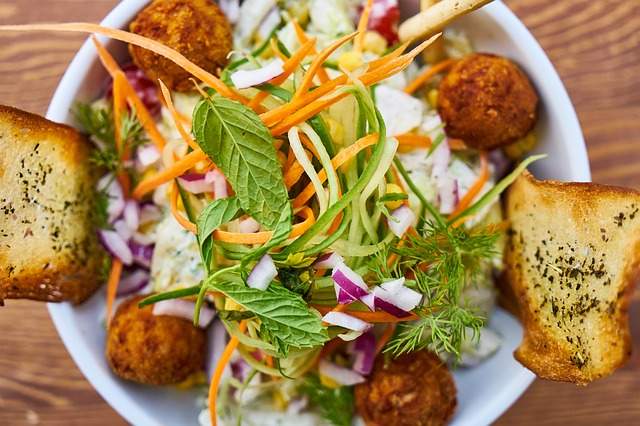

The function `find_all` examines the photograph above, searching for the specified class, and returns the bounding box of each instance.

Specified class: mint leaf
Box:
[208,280,329,356]
[196,196,242,269]
[192,95,292,231]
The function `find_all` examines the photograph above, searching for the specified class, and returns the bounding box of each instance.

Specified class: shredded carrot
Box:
[375,324,397,355]
[284,148,312,189]
[313,305,419,323]
[396,133,432,150]
[404,58,456,95]
[2,23,248,104]
[105,258,123,326]
[354,0,374,53]
[299,133,320,159]
[159,80,199,151]
[451,214,476,229]
[133,149,210,199]
[292,32,357,102]
[293,134,378,207]
[92,37,167,150]
[448,151,489,218]
[292,19,329,83]
[170,181,197,233]
[213,206,315,244]
[112,71,127,155]
[209,320,248,426]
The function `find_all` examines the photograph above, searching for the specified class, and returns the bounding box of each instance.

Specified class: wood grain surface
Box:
[0,0,639,425]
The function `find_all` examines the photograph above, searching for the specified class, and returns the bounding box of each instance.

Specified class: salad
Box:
[3,0,544,424]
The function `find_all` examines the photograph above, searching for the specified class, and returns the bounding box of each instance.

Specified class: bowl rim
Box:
[45,1,590,425]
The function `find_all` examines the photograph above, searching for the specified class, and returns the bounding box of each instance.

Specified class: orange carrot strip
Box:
[396,133,432,150]
[92,37,167,150]
[284,149,311,189]
[132,149,210,199]
[213,207,315,244]
[293,134,378,208]
[170,181,197,233]
[112,71,127,155]
[404,58,456,94]
[448,152,489,218]
[209,320,248,426]
[313,305,419,323]
[105,258,123,326]
[375,324,397,355]
[2,23,247,104]
[354,0,374,53]
[159,80,199,151]
[292,32,357,102]
[292,19,330,83]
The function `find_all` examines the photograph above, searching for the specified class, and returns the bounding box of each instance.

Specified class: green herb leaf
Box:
[196,196,243,269]
[300,375,355,426]
[207,280,329,356]
[192,95,292,232]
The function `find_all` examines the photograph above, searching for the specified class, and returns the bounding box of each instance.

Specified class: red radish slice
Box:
[352,331,376,375]
[99,229,133,265]
[247,255,277,290]
[319,360,365,386]
[322,311,372,332]
[388,205,416,237]
[116,269,149,297]
[152,299,215,328]
[314,252,344,269]
[230,59,285,89]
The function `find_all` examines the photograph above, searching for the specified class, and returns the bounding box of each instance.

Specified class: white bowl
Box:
[45,1,590,425]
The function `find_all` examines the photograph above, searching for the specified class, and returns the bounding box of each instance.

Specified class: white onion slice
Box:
[98,174,124,223]
[431,139,451,179]
[373,285,422,317]
[381,277,406,294]
[116,269,149,297]
[388,205,416,237]
[152,299,216,328]
[247,255,277,290]
[178,173,213,194]
[322,311,372,332]
[123,200,140,231]
[314,252,344,270]
[139,204,163,225]
[437,176,458,215]
[137,144,160,167]
[332,263,369,300]
[238,217,260,233]
[230,59,285,89]
[113,219,133,241]
[318,360,365,386]
[219,0,240,23]
[99,229,133,265]
[206,169,228,199]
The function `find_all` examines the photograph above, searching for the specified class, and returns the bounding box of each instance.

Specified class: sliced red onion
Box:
[123,200,140,231]
[360,293,375,311]
[230,357,252,382]
[431,139,451,179]
[352,331,376,375]
[178,173,213,194]
[322,311,372,332]
[116,269,149,297]
[137,144,160,167]
[206,170,228,199]
[113,219,133,241]
[129,240,154,268]
[139,203,163,225]
[206,320,228,380]
[219,0,240,23]
[437,176,458,215]
[238,217,260,233]
[131,231,155,246]
[318,360,365,386]
[230,58,285,89]
[332,263,370,301]
[314,252,344,270]
[99,229,133,265]
[387,205,416,237]
[380,277,405,294]
[98,174,124,224]
[337,288,357,304]
[372,285,422,318]
[106,63,161,117]
[152,299,216,328]
[247,254,277,290]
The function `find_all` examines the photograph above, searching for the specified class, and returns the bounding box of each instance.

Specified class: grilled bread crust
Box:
[0,105,106,304]
[505,171,640,384]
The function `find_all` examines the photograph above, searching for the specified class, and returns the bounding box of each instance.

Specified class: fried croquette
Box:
[355,350,457,426]
[106,295,206,385]
[438,53,539,150]
[129,0,233,92]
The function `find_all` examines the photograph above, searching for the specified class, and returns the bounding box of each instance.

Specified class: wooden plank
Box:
[0,0,638,425]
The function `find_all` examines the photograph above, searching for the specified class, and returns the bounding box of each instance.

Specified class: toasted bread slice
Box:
[0,105,106,304]
[505,171,640,384]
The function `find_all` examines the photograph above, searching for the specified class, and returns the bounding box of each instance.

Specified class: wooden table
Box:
[0,0,638,424]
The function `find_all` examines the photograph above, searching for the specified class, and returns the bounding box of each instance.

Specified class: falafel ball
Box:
[129,0,233,92]
[438,53,539,150]
[106,295,206,385]
[355,350,456,426]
